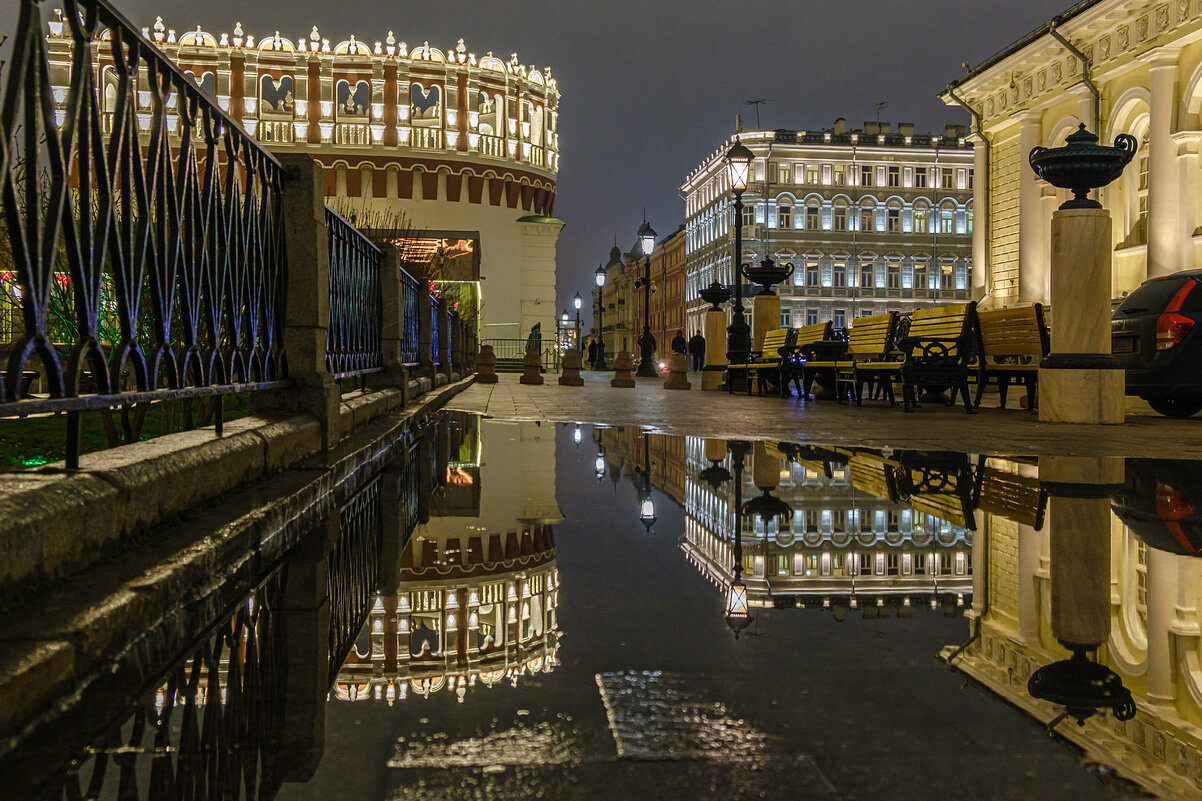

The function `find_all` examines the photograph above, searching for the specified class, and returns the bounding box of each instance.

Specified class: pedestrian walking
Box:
[671,329,687,355]
[688,331,705,372]
[587,338,599,368]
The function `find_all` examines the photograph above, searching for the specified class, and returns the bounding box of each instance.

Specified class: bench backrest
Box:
[846,312,898,359]
[977,304,1049,360]
[758,328,793,358]
[904,302,977,361]
[794,321,833,348]
[976,464,1047,529]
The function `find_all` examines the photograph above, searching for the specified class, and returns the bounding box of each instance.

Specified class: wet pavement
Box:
[11,402,1202,799]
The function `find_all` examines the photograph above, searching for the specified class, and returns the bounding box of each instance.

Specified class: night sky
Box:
[20,0,1069,309]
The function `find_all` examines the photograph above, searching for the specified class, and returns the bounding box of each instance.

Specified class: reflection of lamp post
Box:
[595,449,607,480]
[725,142,754,373]
[635,431,657,533]
[573,424,582,447]
[633,221,659,378]
[724,441,753,637]
[573,291,583,353]
[593,264,608,369]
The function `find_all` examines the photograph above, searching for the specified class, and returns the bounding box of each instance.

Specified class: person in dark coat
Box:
[587,338,599,367]
[688,331,705,371]
[670,329,687,356]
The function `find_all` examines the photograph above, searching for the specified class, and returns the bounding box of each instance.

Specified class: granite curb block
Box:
[0,375,475,774]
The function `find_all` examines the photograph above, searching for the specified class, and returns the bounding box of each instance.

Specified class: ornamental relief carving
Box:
[1118,25,1129,50]
[1100,36,1111,60]
[1137,15,1149,41]
[1179,0,1191,21]
[999,90,1008,111]
[1037,70,1046,91]
[1083,44,1094,64]
[1052,61,1062,83]
[1157,4,1170,30]
[986,97,995,116]
[1023,77,1032,98]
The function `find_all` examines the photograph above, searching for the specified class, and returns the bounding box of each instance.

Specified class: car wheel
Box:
[1147,397,1202,418]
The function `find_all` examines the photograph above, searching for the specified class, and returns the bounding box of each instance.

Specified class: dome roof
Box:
[606,245,623,268]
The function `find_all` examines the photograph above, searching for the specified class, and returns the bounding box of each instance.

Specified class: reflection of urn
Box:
[740,257,794,296]
[699,280,732,312]
[1028,648,1135,727]
[1029,124,1137,210]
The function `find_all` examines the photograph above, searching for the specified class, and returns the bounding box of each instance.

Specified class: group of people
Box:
[585,330,706,371]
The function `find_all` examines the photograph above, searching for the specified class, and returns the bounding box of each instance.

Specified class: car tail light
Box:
[1156,312,1194,350]
[1156,481,1194,522]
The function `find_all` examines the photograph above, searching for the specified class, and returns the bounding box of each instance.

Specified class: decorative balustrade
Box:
[410,126,443,150]
[334,121,372,146]
[401,268,421,365]
[325,208,383,379]
[476,134,506,158]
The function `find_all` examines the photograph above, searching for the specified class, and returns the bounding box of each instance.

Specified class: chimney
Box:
[879,122,892,134]
[899,122,914,137]
[833,117,847,135]
[945,124,960,138]
[864,121,879,135]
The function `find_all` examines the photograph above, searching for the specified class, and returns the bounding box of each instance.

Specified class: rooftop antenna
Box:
[874,101,888,124]
[746,98,770,130]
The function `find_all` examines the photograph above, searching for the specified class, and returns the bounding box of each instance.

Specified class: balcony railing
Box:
[477,134,505,157]
[334,120,372,146]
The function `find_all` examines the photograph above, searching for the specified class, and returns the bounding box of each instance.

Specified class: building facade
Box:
[941,0,1202,307]
[41,14,562,340]
[630,227,688,363]
[681,120,974,336]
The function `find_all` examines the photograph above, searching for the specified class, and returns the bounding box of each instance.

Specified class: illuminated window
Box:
[832,261,847,287]
[741,204,755,227]
[913,206,928,234]
[887,553,900,576]
[887,261,900,289]
[805,261,820,286]
[860,205,876,232]
[833,165,846,185]
[859,552,874,575]
[806,164,820,184]
[805,203,820,229]
[833,308,846,330]
[778,203,793,229]
[941,168,954,188]
[777,162,791,184]
[940,207,955,234]
[860,260,875,289]
[914,553,927,574]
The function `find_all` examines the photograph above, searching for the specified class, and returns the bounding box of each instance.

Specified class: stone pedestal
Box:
[1039,207,1124,424]
[558,350,584,386]
[519,348,543,385]
[665,352,691,390]
[475,344,498,383]
[611,352,636,388]
[751,293,781,351]
[702,308,727,391]
[752,441,778,489]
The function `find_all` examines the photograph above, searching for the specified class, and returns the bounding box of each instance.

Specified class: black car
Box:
[1111,269,1202,417]
[1112,459,1202,555]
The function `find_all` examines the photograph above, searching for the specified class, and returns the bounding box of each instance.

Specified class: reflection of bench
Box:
[974,462,1047,530]
[895,451,977,530]
[728,328,795,395]
[780,321,833,399]
[900,303,978,414]
[974,305,1049,411]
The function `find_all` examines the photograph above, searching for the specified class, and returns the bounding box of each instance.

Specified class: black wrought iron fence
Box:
[325,208,382,379]
[481,338,561,371]
[0,0,289,446]
[328,475,382,686]
[430,294,443,365]
[400,267,421,365]
[448,309,457,368]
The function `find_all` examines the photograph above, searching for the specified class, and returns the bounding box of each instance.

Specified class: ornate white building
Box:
[941,0,1202,307]
[680,120,974,335]
[42,13,562,339]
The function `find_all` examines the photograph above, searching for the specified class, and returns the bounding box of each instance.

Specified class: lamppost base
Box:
[636,362,660,378]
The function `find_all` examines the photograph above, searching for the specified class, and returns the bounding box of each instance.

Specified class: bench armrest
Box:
[898,336,966,360]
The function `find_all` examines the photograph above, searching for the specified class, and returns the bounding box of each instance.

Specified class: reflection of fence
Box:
[328,476,383,686]
[481,339,561,371]
[326,208,383,379]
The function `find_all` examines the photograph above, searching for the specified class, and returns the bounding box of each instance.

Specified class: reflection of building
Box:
[42,15,561,338]
[681,120,974,335]
[945,458,1202,798]
[334,417,561,703]
[682,439,974,614]
[941,1,1202,305]
[596,426,688,506]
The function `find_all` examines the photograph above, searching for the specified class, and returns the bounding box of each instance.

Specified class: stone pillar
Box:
[254,153,340,448]
[1019,114,1048,305]
[702,308,727,391]
[368,244,410,399]
[1177,133,1201,271]
[752,441,778,489]
[1147,52,1181,280]
[751,293,780,352]
[558,349,583,386]
[970,131,989,301]
[611,351,636,388]
[1038,208,1125,423]
[520,348,544,385]
[664,352,691,390]
[1145,547,1179,706]
[1042,456,1123,650]
[417,290,434,386]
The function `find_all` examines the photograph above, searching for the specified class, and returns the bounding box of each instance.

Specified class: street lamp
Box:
[595,446,607,480]
[724,441,753,637]
[725,141,754,385]
[633,221,659,378]
[593,265,609,369]
[573,291,583,354]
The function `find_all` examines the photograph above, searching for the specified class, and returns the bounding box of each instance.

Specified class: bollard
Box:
[559,349,584,386]
[664,352,691,390]
[475,344,498,384]
[519,347,544,385]
[610,352,636,388]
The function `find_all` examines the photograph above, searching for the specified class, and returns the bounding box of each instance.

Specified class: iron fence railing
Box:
[481,338,561,371]
[325,208,382,379]
[430,295,443,365]
[400,268,421,365]
[328,475,382,687]
[0,0,289,464]
[448,310,457,369]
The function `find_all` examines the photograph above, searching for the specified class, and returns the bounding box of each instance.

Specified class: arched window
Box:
[939,202,956,235]
[805,201,820,230]
[886,203,901,233]
[859,201,876,233]
[912,202,929,234]
[778,201,793,229]
[833,200,848,231]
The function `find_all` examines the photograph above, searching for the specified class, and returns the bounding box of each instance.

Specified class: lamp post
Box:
[725,142,754,376]
[633,221,658,378]
[573,291,583,354]
[560,309,569,352]
[594,264,608,369]
[725,440,753,637]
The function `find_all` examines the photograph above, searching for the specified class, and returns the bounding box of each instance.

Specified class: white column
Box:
[1146,547,1179,706]
[1017,524,1042,644]
[1019,114,1048,304]
[970,133,988,301]
[1147,53,1181,280]
[1176,132,1201,270]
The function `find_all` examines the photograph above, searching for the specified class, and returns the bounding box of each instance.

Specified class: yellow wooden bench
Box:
[801,313,901,405]
[973,463,1047,530]
[727,327,795,395]
[899,302,978,414]
[778,321,832,399]
[896,451,977,530]
[974,304,1049,411]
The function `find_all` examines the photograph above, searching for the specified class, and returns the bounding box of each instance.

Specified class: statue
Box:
[525,322,542,353]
